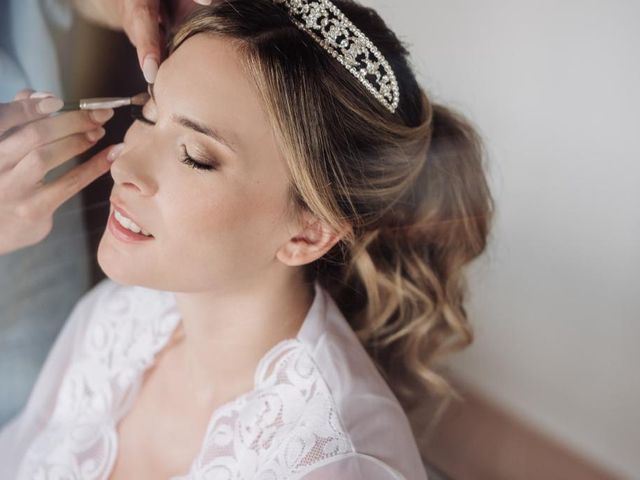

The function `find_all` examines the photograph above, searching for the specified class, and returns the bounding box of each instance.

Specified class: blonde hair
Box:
[170,0,495,440]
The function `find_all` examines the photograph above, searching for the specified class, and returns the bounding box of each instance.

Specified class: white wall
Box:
[365,0,640,477]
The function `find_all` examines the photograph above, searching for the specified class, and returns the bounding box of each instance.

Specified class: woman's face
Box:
[98,34,299,293]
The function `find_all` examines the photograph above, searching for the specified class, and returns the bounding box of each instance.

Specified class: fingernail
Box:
[142,56,159,84]
[30,91,55,99]
[86,127,106,142]
[107,143,125,162]
[37,97,64,114]
[90,108,115,123]
[193,0,212,5]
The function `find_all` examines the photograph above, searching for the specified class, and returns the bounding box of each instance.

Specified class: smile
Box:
[108,205,155,243]
[114,210,152,236]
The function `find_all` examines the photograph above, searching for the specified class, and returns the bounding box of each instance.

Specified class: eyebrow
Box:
[147,83,239,153]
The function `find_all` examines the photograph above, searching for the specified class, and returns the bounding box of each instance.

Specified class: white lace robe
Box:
[0,279,429,479]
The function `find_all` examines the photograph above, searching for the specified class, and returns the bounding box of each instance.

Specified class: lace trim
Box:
[17,282,356,479]
[17,282,181,479]
[180,342,354,479]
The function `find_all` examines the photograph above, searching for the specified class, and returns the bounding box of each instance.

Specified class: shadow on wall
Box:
[417,374,620,480]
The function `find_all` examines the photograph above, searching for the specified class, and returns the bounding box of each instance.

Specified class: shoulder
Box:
[287,283,428,480]
[68,278,135,323]
[71,277,118,310]
[70,279,178,330]
[66,279,180,365]
[251,341,427,479]
[74,278,174,313]
[54,279,120,356]
[251,325,427,479]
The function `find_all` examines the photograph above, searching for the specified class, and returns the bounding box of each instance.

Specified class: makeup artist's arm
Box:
[0,90,116,255]
[71,0,213,83]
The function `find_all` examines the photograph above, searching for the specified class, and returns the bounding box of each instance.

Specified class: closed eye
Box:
[129,105,217,172]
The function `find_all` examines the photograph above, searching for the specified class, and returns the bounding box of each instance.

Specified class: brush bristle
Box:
[130,92,150,106]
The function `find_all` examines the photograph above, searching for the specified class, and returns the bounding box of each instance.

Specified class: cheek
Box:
[165,177,290,261]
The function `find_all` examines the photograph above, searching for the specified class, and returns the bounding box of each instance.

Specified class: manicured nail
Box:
[107,143,125,162]
[86,127,106,142]
[37,97,64,114]
[30,91,55,99]
[193,0,212,5]
[142,56,159,83]
[90,108,115,123]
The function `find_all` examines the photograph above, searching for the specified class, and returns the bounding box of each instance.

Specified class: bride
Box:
[0,0,494,478]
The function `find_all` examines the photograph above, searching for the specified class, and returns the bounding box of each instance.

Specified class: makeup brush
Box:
[60,92,149,111]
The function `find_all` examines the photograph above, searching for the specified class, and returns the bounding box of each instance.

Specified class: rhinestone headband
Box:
[272,0,400,113]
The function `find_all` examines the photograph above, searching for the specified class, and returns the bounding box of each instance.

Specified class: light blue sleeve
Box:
[0,0,91,428]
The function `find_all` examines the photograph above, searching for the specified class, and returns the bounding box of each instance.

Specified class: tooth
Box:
[114,210,148,235]
[127,222,141,233]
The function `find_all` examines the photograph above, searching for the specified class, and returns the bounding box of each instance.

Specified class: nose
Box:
[110,144,158,196]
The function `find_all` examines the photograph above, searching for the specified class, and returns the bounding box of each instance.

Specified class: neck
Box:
[170,268,314,408]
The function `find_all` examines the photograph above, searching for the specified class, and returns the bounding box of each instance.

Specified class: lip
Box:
[108,203,154,243]
[110,200,151,232]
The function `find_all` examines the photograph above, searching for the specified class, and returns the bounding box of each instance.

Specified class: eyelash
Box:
[130,106,217,171]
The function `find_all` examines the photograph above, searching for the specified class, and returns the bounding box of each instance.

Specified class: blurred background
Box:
[368,1,639,478]
[1,0,638,478]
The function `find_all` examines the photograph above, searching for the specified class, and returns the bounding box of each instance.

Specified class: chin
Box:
[97,234,153,287]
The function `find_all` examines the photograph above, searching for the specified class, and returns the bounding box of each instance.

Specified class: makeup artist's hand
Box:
[72,0,214,84]
[0,90,116,255]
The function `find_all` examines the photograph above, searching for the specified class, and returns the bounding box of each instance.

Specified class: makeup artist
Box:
[0,0,214,426]
[1,0,216,255]
[0,1,217,254]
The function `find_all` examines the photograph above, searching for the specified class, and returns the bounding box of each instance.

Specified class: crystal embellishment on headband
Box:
[273,0,400,113]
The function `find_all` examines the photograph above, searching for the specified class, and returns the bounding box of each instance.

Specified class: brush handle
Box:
[60,97,133,111]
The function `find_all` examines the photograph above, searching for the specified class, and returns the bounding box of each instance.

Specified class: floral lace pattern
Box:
[181,342,353,479]
[16,282,355,479]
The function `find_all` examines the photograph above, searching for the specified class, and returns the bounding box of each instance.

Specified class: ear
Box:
[276,211,351,267]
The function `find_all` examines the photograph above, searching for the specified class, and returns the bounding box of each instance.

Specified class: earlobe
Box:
[276,215,350,267]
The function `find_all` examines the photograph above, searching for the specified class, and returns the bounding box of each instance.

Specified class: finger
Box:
[122,0,161,83]
[12,128,106,187]
[0,108,114,169]
[0,97,64,135]
[13,89,36,101]
[28,91,55,99]
[37,145,114,213]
